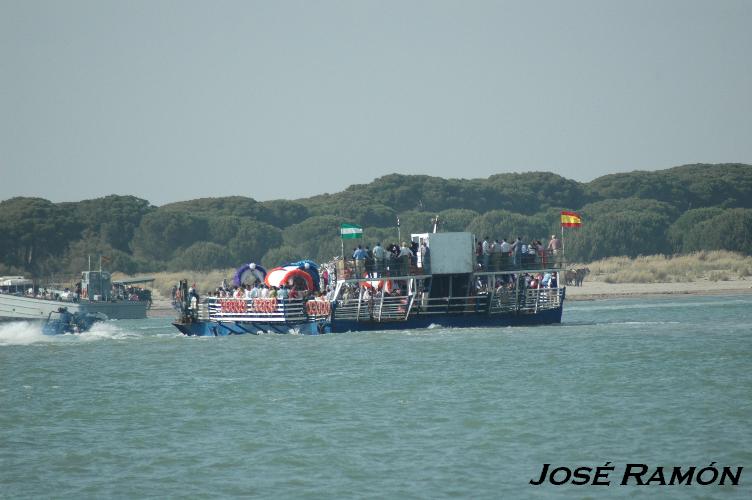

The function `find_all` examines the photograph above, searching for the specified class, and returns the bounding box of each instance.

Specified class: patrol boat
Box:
[172,232,565,336]
[42,307,107,335]
[0,269,152,322]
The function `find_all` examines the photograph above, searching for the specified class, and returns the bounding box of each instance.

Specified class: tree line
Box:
[1,163,750,277]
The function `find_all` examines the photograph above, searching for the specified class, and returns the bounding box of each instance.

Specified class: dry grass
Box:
[586,251,752,284]
[113,268,236,299]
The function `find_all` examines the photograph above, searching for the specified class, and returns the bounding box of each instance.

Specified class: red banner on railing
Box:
[220,299,247,314]
[306,300,331,316]
[252,298,278,314]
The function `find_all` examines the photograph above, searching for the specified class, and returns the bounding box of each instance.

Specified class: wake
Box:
[0,320,132,346]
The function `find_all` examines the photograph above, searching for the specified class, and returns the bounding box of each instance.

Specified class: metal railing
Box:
[334,294,410,321]
[333,287,564,322]
[338,251,565,279]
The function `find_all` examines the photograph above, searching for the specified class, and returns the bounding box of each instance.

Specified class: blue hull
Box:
[331,307,563,332]
[173,319,327,336]
[173,306,562,336]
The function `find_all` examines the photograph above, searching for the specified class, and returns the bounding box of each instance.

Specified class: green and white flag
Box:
[340,223,363,239]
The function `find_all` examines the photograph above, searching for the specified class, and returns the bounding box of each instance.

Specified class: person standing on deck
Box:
[353,245,368,278]
[372,242,386,276]
[398,242,413,276]
[512,237,523,268]
[482,236,491,270]
[420,241,431,274]
[499,238,511,269]
[548,235,562,268]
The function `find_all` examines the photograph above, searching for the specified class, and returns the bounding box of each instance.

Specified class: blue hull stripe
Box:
[173,306,562,336]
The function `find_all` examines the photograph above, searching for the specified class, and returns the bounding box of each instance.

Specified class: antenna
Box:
[431,215,440,233]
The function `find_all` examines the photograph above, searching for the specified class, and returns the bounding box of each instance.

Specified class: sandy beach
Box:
[566,277,752,301]
[148,291,176,318]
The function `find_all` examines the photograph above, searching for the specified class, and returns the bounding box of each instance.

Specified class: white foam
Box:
[0,321,48,345]
[0,320,134,346]
[78,321,136,341]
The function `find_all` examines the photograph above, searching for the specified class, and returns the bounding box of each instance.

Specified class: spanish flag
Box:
[560,211,582,227]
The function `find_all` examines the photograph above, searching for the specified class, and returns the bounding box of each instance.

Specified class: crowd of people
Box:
[474,271,560,295]
[0,282,150,303]
[350,240,430,277]
[174,281,333,308]
[344,234,562,278]
[476,234,562,271]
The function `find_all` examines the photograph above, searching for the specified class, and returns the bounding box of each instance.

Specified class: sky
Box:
[1,0,750,206]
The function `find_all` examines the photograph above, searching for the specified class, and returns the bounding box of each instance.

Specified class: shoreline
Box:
[565,278,752,301]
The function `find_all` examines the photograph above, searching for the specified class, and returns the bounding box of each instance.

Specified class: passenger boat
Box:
[0,269,153,322]
[172,232,565,336]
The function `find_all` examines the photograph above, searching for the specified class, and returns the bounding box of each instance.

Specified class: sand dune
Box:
[566,277,752,301]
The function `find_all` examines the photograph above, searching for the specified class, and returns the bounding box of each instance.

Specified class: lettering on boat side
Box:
[529,462,743,486]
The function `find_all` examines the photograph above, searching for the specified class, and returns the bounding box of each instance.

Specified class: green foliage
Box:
[485,172,592,214]
[130,211,208,263]
[160,196,269,219]
[278,215,343,263]
[0,197,83,274]
[466,210,548,243]
[588,163,752,210]
[565,198,675,261]
[436,209,479,232]
[2,164,751,276]
[667,207,725,253]
[259,199,310,228]
[227,220,282,264]
[61,230,139,276]
[170,242,233,271]
[67,195,154,252]
[681,208,752,254]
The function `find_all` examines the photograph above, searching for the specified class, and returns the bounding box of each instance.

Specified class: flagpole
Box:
[561,224,565,268]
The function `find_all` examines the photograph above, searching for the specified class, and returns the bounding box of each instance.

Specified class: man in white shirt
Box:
[372,242,386,275]
[398,242,413,275]
[482,236,491,269]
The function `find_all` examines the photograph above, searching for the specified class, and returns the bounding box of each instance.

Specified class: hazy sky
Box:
[2,0,750,206]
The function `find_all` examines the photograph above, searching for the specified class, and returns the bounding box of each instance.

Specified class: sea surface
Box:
[1,294,751,499]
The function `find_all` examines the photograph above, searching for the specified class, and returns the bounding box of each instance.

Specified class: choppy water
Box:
[1,294,751,499]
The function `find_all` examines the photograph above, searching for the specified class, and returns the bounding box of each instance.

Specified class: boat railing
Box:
[338,258,425,279]
[477,250,567,272]
[334,294,411,321]
[333,286,564,322]
[198,297,331,322]
[497,287,565,314]
[338,251,565,279]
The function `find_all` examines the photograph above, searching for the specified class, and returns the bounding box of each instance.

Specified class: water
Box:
[1,294,751,499]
